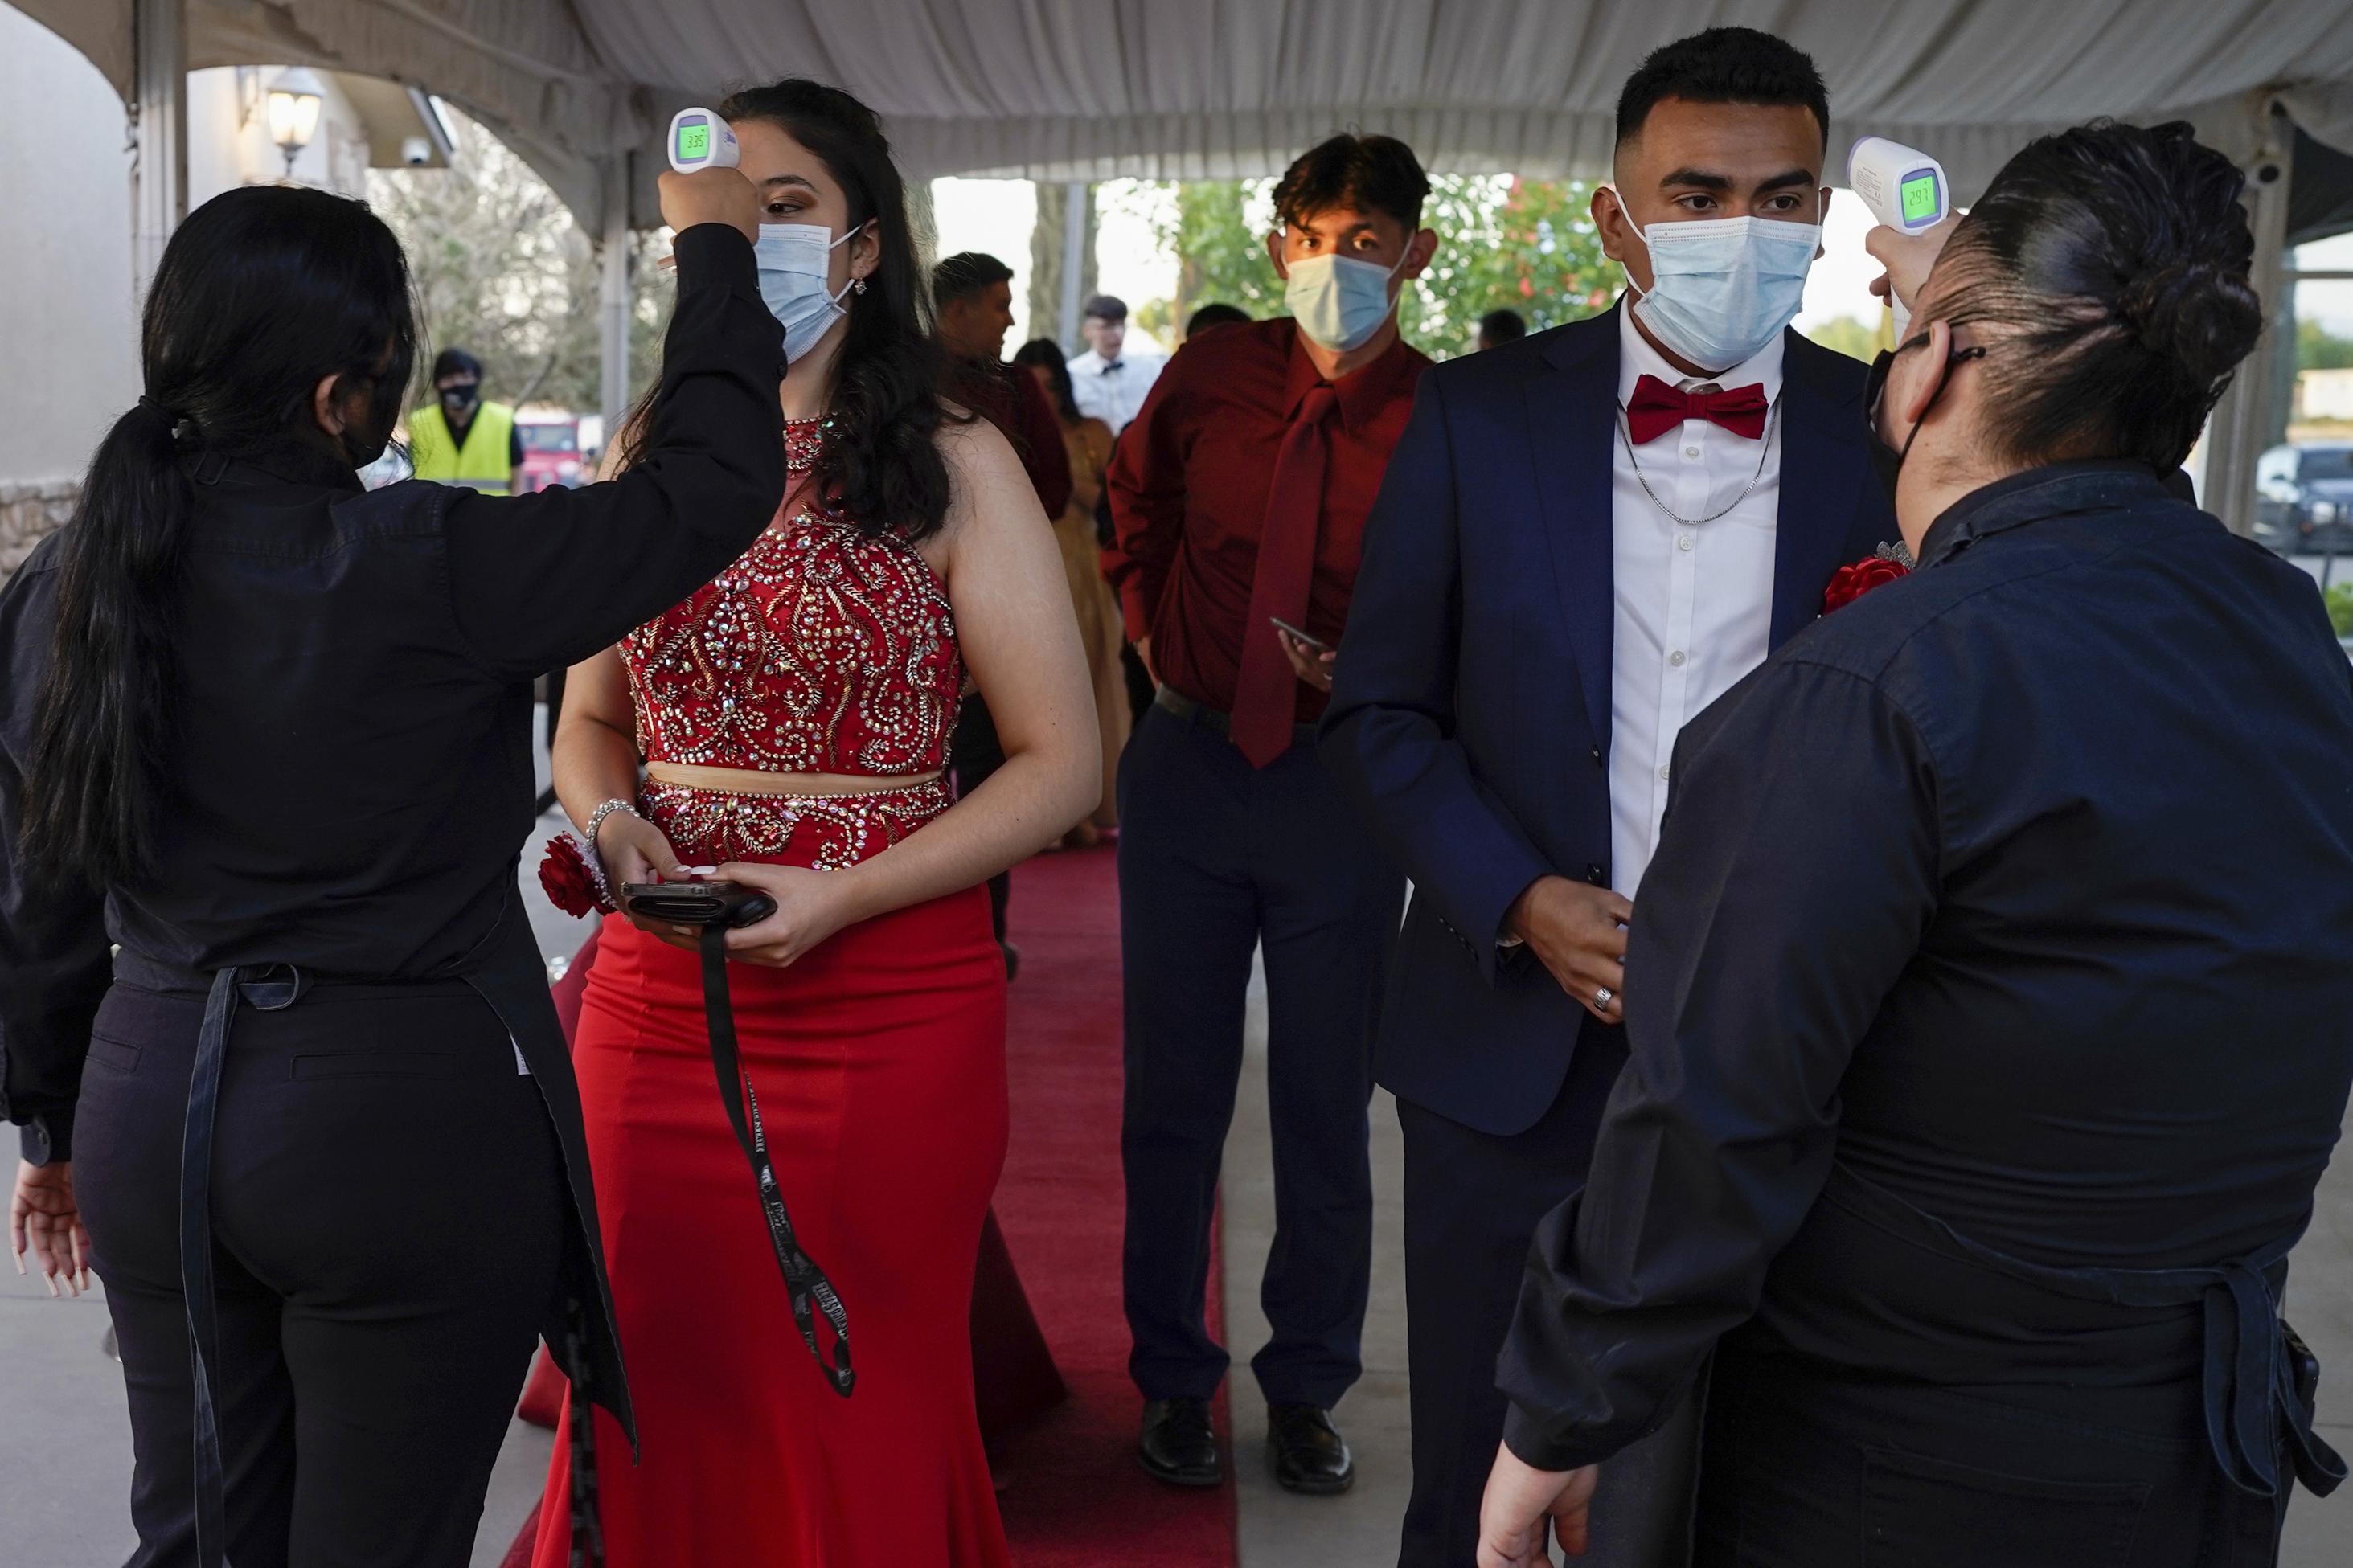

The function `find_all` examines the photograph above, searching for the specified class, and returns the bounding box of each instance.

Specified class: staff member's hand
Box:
[657,166,762,244]
[1478,1443,1598,1566]
[11,1160,92,1298]
[1864,213,1962,315]
[715,862,863,968]
[1276,628,1336,692]
[1506,875,1630,1024]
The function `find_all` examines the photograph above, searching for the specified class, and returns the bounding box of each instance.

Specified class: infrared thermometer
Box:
[1847,137,1949,338]
[667,107,740,174]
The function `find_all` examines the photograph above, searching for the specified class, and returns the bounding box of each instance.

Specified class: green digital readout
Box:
[678,122,711,162]
[1900,170,1940,224]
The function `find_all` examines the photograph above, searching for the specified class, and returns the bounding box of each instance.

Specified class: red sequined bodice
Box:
[621,417,961,867]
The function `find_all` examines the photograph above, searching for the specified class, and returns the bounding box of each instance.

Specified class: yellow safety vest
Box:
[409,400,517,495]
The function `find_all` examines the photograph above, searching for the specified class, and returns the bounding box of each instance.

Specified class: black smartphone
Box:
[1269,616,1333,655]
[619,880,777,929]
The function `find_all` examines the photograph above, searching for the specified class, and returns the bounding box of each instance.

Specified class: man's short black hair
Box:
[1273,133,1430,233]
[1478,308,1527,343]
[933,251,1015,310]
[1082,294,1128,323]
[1185,302,1251,337]
[1615,27,1830,150]
[432,348,483,383]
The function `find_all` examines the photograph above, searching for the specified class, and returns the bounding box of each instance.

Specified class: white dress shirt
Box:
[1067,347,1165,434]
[1608,303,1785,900]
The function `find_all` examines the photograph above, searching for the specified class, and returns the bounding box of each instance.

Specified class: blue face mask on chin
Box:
[1284,250,1408,354]
[1625,214,1822,372]
[754,222,864,363]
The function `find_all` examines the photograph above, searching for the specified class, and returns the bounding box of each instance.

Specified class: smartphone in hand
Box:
[1269,616,1333,655]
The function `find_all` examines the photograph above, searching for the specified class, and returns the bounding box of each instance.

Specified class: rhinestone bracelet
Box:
[583,797,640,846]
[580,798,641,905]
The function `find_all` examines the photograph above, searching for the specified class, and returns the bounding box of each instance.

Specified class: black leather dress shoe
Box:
[1138,1397,1221,1488]
[1267,1402,1354,1495]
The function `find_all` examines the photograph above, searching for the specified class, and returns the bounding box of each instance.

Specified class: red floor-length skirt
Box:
[529,883,1011,1567]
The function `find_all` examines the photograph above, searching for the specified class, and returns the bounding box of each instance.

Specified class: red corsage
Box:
[1822,555,1910,613]
[538,831,609,918]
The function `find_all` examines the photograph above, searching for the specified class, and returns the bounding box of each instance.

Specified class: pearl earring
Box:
[853,279,867,296]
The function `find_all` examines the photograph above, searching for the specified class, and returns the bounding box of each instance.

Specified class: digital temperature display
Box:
[1900,170,1941,225]
[676,121,711,162]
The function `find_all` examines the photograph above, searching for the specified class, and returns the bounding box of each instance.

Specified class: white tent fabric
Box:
[18,0,2353,229]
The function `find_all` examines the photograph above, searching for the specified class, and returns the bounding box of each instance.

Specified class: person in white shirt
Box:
[1317,26,1895,1568]
[1065,293,1164,434]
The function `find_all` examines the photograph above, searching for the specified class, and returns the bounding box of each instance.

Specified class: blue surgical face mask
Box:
[1623,213,1821,372]
[754,222,863,363]
[1284,249,1408,354]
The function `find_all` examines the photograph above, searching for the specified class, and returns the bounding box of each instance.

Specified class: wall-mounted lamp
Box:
[267,69,324,179]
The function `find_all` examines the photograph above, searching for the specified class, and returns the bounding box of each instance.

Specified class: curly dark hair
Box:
[624,79,957,542]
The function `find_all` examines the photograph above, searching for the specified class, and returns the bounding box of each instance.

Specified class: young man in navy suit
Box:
[1319,29,1897,1567]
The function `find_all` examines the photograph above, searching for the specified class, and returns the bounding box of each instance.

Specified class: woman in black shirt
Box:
[2,171,783,1566]
[1481,121,2353,1566]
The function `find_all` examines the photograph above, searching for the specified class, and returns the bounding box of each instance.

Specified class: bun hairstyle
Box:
[1934,120,2261,473]
[621,78,954,542]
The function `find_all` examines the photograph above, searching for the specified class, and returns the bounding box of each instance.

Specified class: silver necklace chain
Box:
[1614,391,1783,527]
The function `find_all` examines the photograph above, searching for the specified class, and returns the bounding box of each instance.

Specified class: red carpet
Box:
[500,849,1235,1566]
[993,845,1238,1566]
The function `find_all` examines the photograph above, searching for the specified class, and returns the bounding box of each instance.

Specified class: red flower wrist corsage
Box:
[538,831,612,918]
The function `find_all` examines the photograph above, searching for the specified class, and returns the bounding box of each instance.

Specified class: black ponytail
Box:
[20,184,415,886]
[1934,120,2262,473]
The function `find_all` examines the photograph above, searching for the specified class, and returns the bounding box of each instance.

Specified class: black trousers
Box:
[1117,703,1405,1407]
[1699,1341,2290,1567]
[72,976,564,1568]
[1397,1022,1699,1568]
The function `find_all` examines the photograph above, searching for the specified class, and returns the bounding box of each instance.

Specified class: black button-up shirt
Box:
[0,224,788,1164]
[1498,461,2353,1470]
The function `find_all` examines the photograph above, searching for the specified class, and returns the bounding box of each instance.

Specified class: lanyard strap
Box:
[563,1299,605,1568]
[698,927,855,1397]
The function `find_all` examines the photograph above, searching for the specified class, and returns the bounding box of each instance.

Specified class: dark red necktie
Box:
[1625,373,1769,444]
[1232,385,1339,768]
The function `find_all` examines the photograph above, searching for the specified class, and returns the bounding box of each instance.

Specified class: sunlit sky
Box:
[933,178,2353,357]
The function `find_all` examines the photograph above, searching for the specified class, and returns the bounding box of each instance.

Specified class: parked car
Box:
[516,411,588,493]
[2254,442,2353,555]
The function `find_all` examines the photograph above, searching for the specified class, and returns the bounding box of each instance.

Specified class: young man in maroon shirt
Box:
[1104,133,1435,1496]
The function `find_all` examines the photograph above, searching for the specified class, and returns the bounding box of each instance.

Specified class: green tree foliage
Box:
[1408,176,1615,351]
[367,108,672,417]
[1805,314,1888,364]
[2300,318,2353,372]
[1137,175,1615,356]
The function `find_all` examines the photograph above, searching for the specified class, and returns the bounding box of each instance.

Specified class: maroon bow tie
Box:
[1625,374,1769,444]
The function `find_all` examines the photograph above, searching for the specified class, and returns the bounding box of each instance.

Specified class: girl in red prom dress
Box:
[530,80,1096,1568]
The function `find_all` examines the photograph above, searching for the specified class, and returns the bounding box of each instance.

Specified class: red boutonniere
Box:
[1823,553,1910,613]
[538,831,610,918]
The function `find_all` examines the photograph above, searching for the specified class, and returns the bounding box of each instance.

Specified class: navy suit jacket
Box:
[1319,305,1895,1136]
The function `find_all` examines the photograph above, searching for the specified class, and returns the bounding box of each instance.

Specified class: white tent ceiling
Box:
[22,0,2353,230]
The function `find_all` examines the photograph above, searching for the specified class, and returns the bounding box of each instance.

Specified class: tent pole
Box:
[599,153,633,449]
[131,0,187,302]
[2207,105,2291,537]
[1058,180,1087,350]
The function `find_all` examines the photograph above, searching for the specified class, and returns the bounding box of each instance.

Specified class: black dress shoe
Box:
[1138,1397,1221,1488]
[1267,1402,1354,1495]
